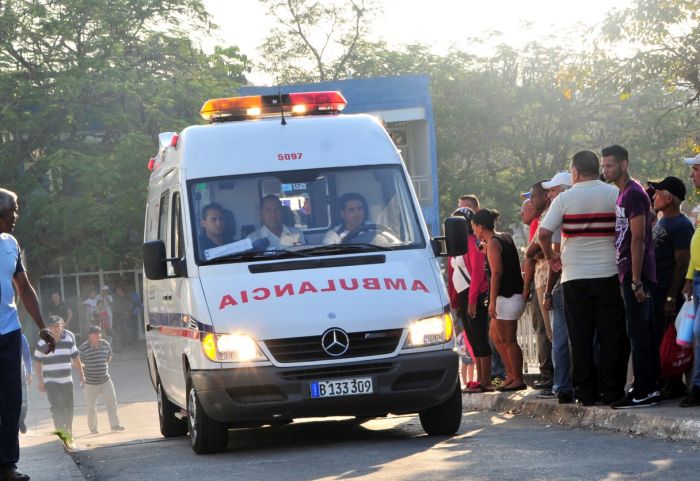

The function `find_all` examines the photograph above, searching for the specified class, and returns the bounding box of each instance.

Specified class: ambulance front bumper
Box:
[190,349,458,424]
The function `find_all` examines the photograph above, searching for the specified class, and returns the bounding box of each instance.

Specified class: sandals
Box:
[463,383,496,394]
[498,383,527,392]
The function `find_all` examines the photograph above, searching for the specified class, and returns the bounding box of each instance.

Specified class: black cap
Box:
[647,176,686,201]
[46,315,63,326]
[88,325,102,334]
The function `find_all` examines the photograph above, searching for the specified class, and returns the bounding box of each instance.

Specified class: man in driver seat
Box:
[323,193,368,245]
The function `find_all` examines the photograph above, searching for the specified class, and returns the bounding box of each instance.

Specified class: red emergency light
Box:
[200,91,347,122]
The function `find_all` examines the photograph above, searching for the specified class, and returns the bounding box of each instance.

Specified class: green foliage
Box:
[0,0,248,274]
[599,0,700,105]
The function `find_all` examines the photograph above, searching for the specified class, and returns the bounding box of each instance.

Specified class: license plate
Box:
[310,377,373,398]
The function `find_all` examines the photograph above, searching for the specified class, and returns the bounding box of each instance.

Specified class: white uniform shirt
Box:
[247,225,306,249]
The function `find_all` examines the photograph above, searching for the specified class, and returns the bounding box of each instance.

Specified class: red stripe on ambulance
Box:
[219,277,428,310]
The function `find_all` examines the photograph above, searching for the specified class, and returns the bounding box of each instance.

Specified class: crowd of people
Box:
[449,146,700,409]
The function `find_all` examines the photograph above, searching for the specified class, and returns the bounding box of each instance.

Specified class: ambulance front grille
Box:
[264,329,403,363]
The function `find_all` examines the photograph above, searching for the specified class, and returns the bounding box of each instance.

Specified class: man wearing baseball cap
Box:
[648,176,694,400]
[681,153,700,407]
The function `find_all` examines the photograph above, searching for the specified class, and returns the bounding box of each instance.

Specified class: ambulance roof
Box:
[178,113,401,180]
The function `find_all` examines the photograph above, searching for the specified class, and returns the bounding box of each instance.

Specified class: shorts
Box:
[495,294,526,321]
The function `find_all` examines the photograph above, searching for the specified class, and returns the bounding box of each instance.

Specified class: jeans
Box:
[551,285,572,395]
[45,382,75,434]
[691,273,700,388]
[0,328,22,468]
[620,272,659,396]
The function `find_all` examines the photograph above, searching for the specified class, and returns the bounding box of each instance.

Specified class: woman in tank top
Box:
[471,209,527,392]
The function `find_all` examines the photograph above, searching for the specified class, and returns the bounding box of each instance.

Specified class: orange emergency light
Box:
[200,91,347,122]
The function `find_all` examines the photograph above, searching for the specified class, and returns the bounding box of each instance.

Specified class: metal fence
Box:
[33,268,144,344]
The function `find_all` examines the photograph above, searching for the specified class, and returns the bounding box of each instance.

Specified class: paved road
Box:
[22,345,700,481]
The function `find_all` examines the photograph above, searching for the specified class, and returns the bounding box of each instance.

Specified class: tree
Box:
[0,0,248,274]
[599,0,700,106]
[257,0,380,83]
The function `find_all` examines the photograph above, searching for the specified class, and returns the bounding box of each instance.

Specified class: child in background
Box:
[455,322,476,392]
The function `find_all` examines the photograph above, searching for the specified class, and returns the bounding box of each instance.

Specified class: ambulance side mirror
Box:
[443,216,468,257]
[143,240,169,280]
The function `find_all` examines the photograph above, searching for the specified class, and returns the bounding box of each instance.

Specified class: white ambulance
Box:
[142,91,468,454]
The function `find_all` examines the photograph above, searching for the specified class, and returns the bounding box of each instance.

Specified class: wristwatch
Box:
[631,281,643,292]
[544,292,553,300]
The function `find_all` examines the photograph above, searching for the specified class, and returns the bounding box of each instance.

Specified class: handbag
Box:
[660,323,693,379]
[676,300,695,347]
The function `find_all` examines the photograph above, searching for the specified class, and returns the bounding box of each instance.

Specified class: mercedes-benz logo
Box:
[321,328,350,357]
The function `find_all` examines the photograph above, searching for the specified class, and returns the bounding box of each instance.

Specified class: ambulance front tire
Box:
[418,384,463,436]
[157,377,187,438]
[187,379,230,454]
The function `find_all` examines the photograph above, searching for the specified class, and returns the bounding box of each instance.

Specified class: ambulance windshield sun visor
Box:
[189,165,425,265]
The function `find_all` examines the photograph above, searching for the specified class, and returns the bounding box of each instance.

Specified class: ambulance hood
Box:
[199,254,445,340]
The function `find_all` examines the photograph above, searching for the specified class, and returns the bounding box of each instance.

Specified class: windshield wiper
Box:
[201,248,311,264]
[296,243,393,254]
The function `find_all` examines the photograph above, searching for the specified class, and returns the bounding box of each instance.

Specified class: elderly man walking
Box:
[0,187,56,481]
[79,325,125,433]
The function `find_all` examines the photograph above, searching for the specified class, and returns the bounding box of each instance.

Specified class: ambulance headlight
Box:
[202,333,267,362]
[404,312,454,348]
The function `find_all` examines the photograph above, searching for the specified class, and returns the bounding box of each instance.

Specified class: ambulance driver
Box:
[199,203,233,253]
[247,195,306,248]
[323,193,369,245]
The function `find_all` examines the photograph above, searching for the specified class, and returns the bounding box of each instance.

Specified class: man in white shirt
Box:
[322,193,368,245]
[539,150,629,407]
[247,195,305,249]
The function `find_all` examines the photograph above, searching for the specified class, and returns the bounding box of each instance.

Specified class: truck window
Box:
[171,192,184,259]
[188,165,425,264]
[157,191,169,242]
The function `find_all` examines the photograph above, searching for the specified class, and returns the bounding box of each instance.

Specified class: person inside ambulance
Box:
[199,203,233,253]
[322,193,368,245]
[247,194,306,248]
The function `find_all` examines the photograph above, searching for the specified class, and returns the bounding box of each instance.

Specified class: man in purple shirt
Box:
[601,145,659,409]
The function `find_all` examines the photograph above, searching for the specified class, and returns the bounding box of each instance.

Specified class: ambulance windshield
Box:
[189,165,426,264]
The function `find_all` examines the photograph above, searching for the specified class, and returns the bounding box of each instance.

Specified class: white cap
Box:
[542,171,572,189]
[684,154,700,165]
[101,285,110,290]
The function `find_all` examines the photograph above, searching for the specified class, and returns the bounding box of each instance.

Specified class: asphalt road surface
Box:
[23,345,700,481]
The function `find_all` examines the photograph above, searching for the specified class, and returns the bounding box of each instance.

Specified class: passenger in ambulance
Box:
[322,193,368,244]
[199,203,233,253]
[247,194,306,248]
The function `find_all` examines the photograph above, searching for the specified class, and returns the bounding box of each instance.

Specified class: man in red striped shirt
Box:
[538,150,629,406]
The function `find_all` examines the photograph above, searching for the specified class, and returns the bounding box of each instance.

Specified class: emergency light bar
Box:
[200,91,347,122]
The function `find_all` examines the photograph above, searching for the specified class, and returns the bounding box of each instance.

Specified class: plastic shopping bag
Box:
[676,300,696,347]
[661,323,693,379]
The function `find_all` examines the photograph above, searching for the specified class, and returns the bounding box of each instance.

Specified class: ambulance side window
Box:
[157,191,169,242]
[171,192,184,259]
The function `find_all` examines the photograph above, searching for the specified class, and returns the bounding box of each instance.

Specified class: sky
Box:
[201,0,635,85]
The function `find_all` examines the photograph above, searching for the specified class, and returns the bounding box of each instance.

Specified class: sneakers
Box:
[537,389,556,399]
[532,378,553,389]
[557,392,574,404]
[611,391,661,409]
[679,387,700,407]
[111,425,126,432]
